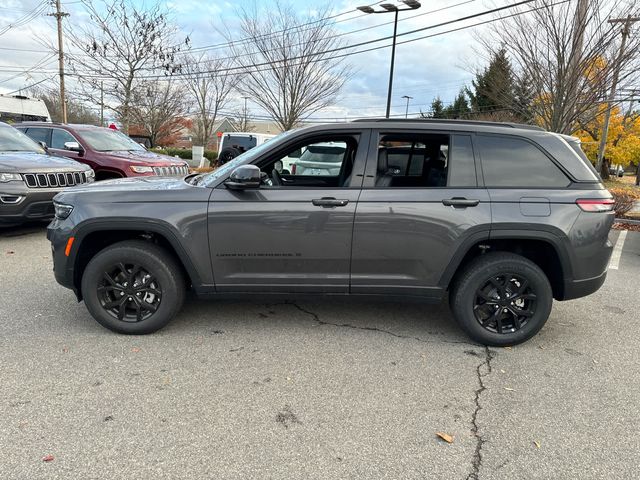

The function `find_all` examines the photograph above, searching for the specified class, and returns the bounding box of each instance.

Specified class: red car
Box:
[16,122,189,180]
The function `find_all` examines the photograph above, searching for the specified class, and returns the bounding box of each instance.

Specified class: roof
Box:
[0,95,51,121]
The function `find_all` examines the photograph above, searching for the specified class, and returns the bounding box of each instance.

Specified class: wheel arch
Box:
[441,230,573,300]
[70,219,201,299]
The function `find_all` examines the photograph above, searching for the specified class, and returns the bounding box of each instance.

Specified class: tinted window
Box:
[478,135,569,188]
[51,129,77,149]
[448,135,476,187]
[376,133,449,187]
[25,127,50,146]
[222,135,257,152]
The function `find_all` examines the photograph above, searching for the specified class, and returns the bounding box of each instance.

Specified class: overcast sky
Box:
[0,0,495,120]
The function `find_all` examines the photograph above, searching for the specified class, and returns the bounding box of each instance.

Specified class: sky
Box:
[0,0,497,121]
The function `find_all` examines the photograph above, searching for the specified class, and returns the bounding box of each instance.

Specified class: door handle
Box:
[442,197,480,208]
[312,197,349,208]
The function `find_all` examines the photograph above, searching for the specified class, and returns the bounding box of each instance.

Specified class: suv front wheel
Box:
[81,240,185,334]
[450,252,553,346]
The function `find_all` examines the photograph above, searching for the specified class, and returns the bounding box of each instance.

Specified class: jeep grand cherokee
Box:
[46,119,614,346]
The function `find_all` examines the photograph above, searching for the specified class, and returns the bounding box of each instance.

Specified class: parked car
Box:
[218,132,275,164]
[290,142,347,176]
[47,118,614,346]
[0,121,93,226]
[608,164,624,177]
[16,122,189,181]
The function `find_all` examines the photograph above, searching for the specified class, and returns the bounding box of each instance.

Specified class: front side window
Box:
[260,136,358,188]
[51,129,77,150]
[477,135,569,188]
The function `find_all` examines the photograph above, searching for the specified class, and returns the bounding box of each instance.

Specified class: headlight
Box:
[0,172,22,183]
[130,166,154,174]
[54,202,74,220]
[85,169,95,182]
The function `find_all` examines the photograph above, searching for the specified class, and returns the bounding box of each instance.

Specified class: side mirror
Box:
[38,141,48,150]
[64,141,84,153]
[225,165,261,190]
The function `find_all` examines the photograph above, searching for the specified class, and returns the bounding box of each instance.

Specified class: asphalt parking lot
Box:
[1,223,639,479]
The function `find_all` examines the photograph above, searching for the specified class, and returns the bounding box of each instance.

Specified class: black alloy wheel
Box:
[98,262,162,322]
[473,273,537,334]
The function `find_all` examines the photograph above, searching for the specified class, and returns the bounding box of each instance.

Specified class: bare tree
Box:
[182,54,239,150]
[129,80,186,147]
[28,86,100,125]
[228,3,351,131]
[479,0,640,134]
[65,0,187,133]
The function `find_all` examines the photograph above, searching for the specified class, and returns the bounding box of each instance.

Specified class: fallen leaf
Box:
[500,369,506,374]
[6,250,15,255]
[538,345,545,350]
[131,347,140,353]
[533,440,541,449]
[592,359,598,364]
[42,455,54,462]
[62,346,69,353]
[436,432,454,444]
[504,387,515,392]
[503,346,512,350]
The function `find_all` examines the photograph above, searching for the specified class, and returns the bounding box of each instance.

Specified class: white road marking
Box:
[609,230,627,270]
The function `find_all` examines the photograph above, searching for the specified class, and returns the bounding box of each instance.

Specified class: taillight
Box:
[291,163,296,175]
[576,198,615,212]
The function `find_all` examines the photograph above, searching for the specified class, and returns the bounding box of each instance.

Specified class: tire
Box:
[81,240,185,334]
[218,147,241,164]
[449,252,553,346]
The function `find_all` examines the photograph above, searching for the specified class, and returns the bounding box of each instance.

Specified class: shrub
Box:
[150,148,218,166]
[608,186,640,217]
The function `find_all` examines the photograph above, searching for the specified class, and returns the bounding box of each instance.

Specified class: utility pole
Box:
[595,15,640,175]
[402,95,413,118]
[100,81,104,126]
[241,95,249,131]
[49,0,69,123]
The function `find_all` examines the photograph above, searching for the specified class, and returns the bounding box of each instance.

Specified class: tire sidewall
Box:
[81,245,182,334]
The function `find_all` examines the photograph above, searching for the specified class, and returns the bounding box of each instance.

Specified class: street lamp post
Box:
[402,95,413,118]
[357,1,421,118]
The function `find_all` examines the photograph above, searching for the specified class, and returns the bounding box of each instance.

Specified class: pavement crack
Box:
[286,302,476,346]
[467,346,495,480]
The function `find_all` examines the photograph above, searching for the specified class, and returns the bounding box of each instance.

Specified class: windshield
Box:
[78,128,146,152]
[201,129,297,186]
[0,125,45,154]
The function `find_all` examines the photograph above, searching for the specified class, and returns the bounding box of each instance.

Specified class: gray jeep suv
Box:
[0,122,93,226]
[47,119,614,346]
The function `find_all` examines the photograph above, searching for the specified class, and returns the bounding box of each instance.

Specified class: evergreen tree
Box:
[467,48,518,117]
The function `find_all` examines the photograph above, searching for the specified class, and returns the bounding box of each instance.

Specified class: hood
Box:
[54,175,211,205]
[0,152,89,173]
[103,150,188,166]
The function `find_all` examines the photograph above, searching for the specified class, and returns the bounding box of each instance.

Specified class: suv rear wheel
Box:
[450,252,553,346]
[81,240,185,334]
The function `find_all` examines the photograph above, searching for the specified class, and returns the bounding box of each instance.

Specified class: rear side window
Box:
[25,127,50,146]
[477,135,569,188]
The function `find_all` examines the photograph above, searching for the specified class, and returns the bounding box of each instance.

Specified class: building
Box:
[0,95,51,123]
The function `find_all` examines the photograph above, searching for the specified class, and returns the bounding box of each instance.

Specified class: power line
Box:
[4,75,57,95]
[65,0,537,81]
[0,1,49,36]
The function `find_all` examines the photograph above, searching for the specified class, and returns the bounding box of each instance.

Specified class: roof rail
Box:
[351,118,545,131]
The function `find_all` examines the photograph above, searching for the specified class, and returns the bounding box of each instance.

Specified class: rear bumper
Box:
[562,269,608,300]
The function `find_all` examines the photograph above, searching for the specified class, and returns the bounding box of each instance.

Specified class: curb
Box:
[615,218,640,226]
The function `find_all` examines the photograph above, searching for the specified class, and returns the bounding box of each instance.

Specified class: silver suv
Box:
[47,119,614,346]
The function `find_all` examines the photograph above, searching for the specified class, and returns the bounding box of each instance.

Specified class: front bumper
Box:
[0,184,62,224]
[47,217,78,295]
